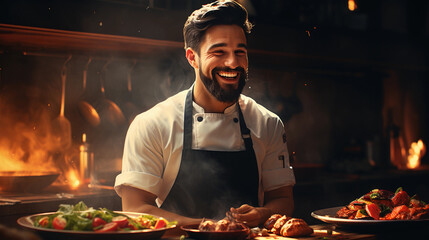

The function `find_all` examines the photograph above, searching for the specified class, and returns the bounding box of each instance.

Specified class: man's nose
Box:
[224,53,240,69]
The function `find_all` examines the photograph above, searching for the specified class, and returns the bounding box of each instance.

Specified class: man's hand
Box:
[229,204,271,227]
[230,185,294,227]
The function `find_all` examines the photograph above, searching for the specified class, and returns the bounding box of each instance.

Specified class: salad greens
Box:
[33,201,177,232]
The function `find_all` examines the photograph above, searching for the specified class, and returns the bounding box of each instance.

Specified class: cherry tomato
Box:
[365,203,380,220]
[38,216,49,227]
[154,218,167,229]
[112,216,129,228]
[92,217,107,228]
[52,215,67,230]
[96,222,119,232]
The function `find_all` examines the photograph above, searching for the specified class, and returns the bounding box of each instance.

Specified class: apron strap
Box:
[183,88,194,150]
[237,103,253,151]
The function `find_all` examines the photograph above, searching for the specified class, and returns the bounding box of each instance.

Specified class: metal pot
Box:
[96,60,126,127]
[0,171,60,192]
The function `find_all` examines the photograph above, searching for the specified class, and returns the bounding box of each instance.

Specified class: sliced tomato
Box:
[38,216,49,227]
[112,216,129,228]
[365,203,380,220]
[92,217,107,228]
[390,205,409,220]
[96,222,119,232]
[391,190,410,207]
[154,218,167,229]
[52,215,67,230]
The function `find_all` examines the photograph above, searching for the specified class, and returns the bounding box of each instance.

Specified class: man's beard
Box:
[199,66,247,103]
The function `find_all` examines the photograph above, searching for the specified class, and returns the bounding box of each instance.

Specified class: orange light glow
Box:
[348,0,357,11]
[406,139,426,169]
[67,169,81,189]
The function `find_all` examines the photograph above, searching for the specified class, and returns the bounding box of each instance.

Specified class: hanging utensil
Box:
[121,59,140,124]
[51,55,72,150]
[78,57,100,127]
[97,59,126,127]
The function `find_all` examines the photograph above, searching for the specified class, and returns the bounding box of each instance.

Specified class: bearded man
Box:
[115,0,295,228]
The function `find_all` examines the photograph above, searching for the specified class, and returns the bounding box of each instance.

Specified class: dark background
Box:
[1,0,429,224]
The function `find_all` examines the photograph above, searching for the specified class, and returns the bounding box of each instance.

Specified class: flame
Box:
[0,91,78,190]
[67,169,81,190]
[348,0,357,11]
[406,139,426,169]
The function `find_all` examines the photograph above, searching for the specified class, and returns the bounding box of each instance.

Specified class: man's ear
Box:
[186,48,199,69]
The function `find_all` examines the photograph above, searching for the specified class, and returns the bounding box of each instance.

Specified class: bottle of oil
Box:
[79,133,94,184]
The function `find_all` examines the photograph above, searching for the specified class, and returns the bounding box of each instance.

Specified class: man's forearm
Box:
[258,196,294,225]
[124,203,202,226]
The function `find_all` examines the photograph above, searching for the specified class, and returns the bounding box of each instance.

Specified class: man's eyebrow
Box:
[238,43,247,49]
[207,43,248,50]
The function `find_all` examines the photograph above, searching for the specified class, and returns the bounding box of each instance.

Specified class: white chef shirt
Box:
[114,89,295,207]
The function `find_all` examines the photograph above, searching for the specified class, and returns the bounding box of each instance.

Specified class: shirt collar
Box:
[192,99,240,114]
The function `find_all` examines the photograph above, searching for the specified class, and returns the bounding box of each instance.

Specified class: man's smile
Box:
[216,71,240,83]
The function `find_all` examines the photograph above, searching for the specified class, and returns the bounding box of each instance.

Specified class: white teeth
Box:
[218,72,238,78]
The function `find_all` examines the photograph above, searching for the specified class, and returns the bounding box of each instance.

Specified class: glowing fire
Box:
[67,169,81,190]
[0,94,79,190]
[406,139,426,169]
[348,0,357,11]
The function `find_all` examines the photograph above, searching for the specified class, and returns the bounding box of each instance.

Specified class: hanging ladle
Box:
[121,59,140,124]
[78,57,100,127]
[97,59,126,127]
[51,55,72,150]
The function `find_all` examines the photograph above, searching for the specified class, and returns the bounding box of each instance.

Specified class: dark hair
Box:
[183,0,253,53]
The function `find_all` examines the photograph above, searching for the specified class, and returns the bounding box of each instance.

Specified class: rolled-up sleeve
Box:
[114,112,164,197]
[260,116,296,192]
[115,171,162,197]
[262,166,295,192]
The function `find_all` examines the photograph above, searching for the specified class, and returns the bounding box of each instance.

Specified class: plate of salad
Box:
[17,201,177,240]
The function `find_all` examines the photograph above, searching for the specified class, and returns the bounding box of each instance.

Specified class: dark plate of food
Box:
[312,206,429,226]
[311,187,429,232]
[181,219,249,240]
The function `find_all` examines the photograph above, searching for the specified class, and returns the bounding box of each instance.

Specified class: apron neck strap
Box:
[184,87,253,150]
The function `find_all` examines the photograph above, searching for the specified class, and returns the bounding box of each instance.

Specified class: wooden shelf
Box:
[0,23,184,58]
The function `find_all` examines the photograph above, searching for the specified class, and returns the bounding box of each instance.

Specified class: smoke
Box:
[165,154,249,220]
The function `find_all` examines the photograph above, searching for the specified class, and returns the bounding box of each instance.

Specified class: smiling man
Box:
[115,0,296,228]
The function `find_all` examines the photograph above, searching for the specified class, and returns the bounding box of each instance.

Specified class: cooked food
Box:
[263,214,313,237]
[263,213,282,230]
[336,187,429,220]
[214,219,230,231]
[270,215,290,235]
[198,219,246,232]
[33,201,176,232]
[198,220,216,231]
[280,218,314,237]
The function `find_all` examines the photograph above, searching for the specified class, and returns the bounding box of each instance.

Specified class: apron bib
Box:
[161,88,259,219]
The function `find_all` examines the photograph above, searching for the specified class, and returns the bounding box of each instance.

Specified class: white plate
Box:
[17,211,175,240]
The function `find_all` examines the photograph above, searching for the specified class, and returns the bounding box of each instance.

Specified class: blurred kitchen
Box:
[0,0,428,225]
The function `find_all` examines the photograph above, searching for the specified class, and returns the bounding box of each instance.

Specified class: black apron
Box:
[161,88,259,219]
